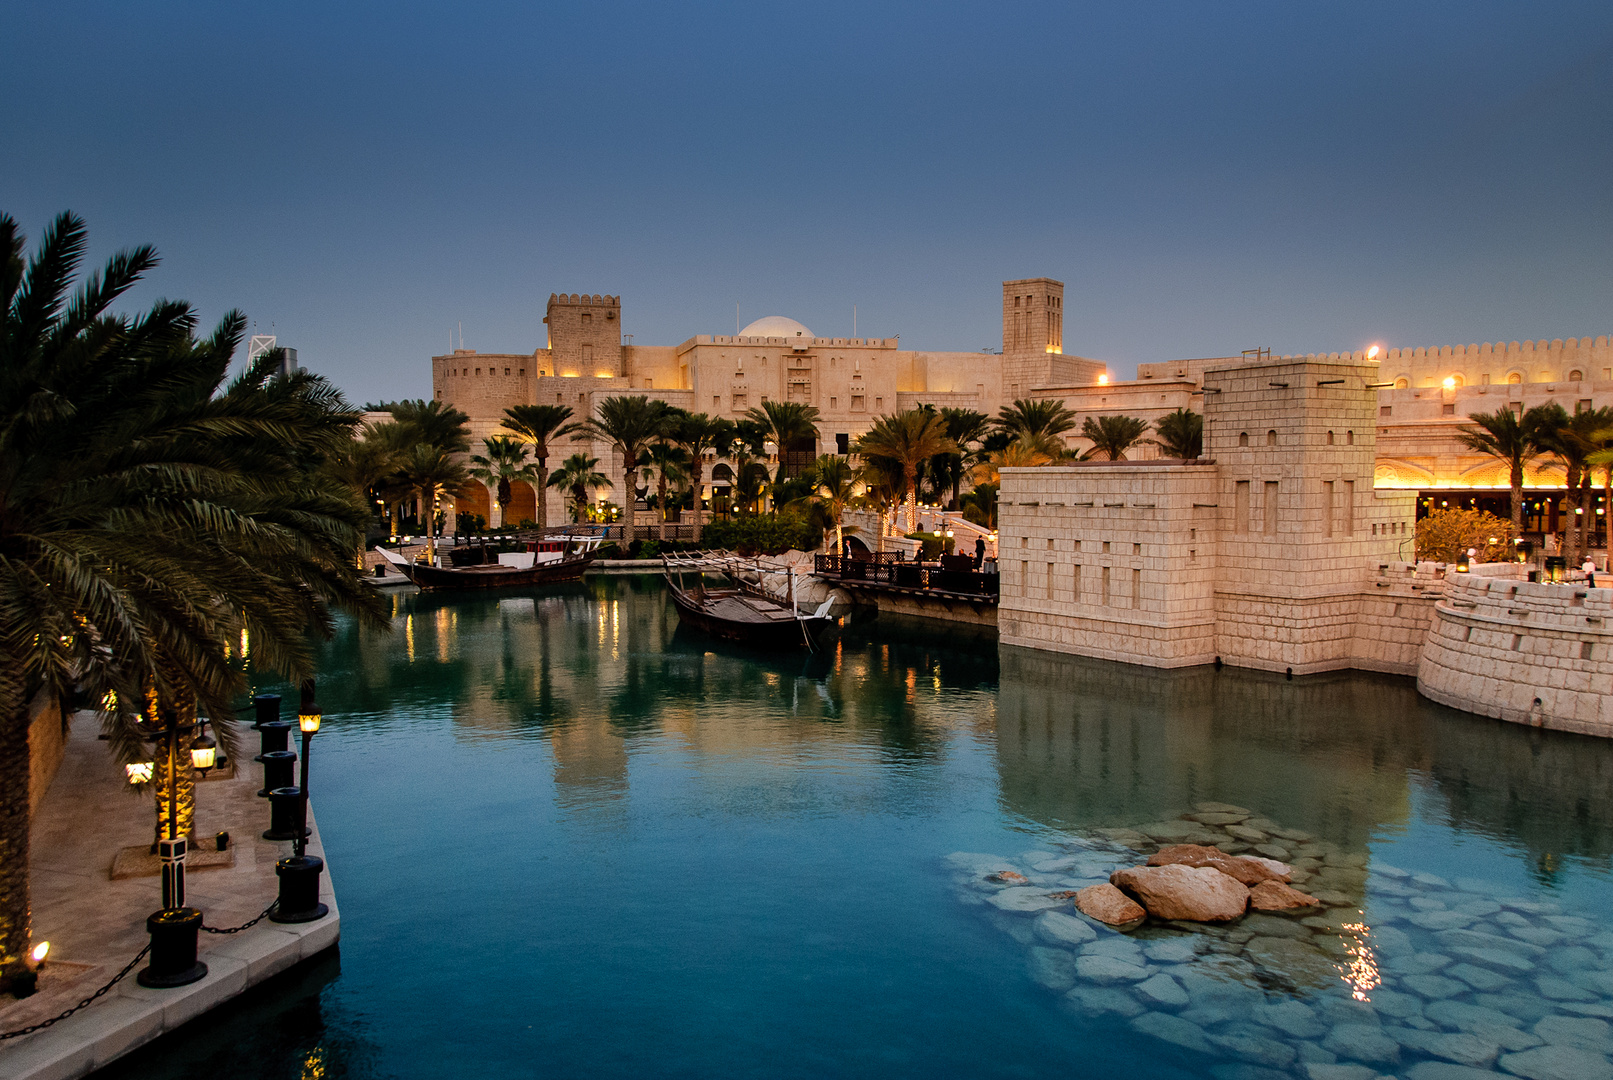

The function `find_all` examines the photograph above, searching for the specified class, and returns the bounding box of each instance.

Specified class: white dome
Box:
[738,315,813,340]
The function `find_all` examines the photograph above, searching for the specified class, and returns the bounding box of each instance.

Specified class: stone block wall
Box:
[29,690,65,816]
[545,293,623,377]
[1419,569,1613,736]
[998,463,1221,668]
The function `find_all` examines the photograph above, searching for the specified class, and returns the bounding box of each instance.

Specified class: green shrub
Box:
[700,516,822,556]
[905,531,956,560]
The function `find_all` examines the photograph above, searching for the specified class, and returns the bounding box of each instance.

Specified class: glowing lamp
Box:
[1456,552,1470,573]
[189,731,217,775]
[1442,377,1456,390]
[126,761,154,785]
[30,941,48,965]
[1367,345,1380,360]
[1097,374,1109,386]
[299,710,322,734]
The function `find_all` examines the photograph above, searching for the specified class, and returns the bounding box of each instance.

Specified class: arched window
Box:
[1506,371,1523,384]
[1266,430,1277,446]
[1238,432,1249,447]
[1394,377,1409,389]
[711,463,734,482]
[1327,431,1335,445]
[1570,370,1584,382]
[1346,431,1355,445]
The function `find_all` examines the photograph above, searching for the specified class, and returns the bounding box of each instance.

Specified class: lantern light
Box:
[299,710,322,734]
[190,730,217,775]
[30,941,49,965]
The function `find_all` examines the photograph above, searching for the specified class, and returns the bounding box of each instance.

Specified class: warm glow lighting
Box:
[125,762,154,784]
[190,733,217,772]
[30,942,48,964]
[299,710,322,734]
[1097,374,1109,386]
[1366,345,1380,360]
[1442,376,1456,390]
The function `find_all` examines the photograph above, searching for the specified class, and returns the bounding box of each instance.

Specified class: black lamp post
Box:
[271,679,328,923]
[133,704,211,988]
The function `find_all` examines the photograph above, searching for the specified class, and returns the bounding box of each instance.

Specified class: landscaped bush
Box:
[700,516,822,556]
[1415,507,1515,564]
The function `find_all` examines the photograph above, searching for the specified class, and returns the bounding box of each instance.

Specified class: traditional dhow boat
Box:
[662,551,835,650]
[375,530,606,591]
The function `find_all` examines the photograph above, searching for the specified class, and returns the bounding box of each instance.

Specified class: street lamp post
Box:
[133,703,212,988]
[271,679,329,923]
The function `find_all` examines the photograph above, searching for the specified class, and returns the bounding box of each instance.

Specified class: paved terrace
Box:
[0,719,339,1080]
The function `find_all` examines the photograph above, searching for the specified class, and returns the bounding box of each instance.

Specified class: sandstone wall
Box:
[1418,568,1613,736]
[29,690,65,817]
[998,463,1220,668]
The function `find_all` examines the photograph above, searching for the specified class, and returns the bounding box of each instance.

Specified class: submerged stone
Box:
[1533,1014,1613,1054]
[1251,999,1325,1039]
[1027,946,1078,990]
[1209,1028,1298,1068]
[987,886,1063,912]
[1446,962,1514,991]
[1135,972,1189,1007]
[1035,910,1097,946]
[1386,1026,1500,1067]
[1322,1022,1400,1065]
[1132,1010,1214,1053]
[1497,1043,1613,1080]
[1075,953,1151,984]
[1065,984,1147,1018]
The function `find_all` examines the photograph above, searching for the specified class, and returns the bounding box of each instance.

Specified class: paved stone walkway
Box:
[0,716,339,1080]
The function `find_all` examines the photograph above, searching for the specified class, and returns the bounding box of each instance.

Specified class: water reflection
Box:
[994,645,1613,876]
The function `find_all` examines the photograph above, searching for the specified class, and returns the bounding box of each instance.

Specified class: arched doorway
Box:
[506,481,537,528]
[457,482,491,532]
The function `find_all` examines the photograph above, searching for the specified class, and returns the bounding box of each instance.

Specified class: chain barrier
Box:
[0,944,151,1041]
[200,902,277,935]
[0,900,277,1040]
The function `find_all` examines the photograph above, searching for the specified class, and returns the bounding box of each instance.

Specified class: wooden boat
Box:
[375,530,605,591]
[662,552,835,650]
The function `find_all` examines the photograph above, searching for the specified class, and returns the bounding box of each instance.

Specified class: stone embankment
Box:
[949,802,1613,1079]
[1420,567,1613,737]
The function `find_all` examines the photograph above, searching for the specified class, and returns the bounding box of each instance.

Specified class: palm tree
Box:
[547,452,611,523]
[744,400,822,490]
[325,420,405,565]
[1455,406,1555,536]
[397,443,470,564]
[854,410,958,534]
[730,446,770,517]
[641,441,690,542]
[573,395,668,546]
[373,399,469,533]
[971,439,1057,488]
[1544,407,1613,565]
[0,212,383,983]
[932,407,990,509]
[468,435,538,528]
[797,455,860,553]
[668,411,734,544]
[993,398,1078,446]
[1080,415,1150,461]
[501,404,579,532]
[853,456,904,548]
[1151,408,1203,460]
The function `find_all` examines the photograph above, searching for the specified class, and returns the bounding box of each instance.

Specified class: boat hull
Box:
[666,582,826,649]
[394,553,595,591]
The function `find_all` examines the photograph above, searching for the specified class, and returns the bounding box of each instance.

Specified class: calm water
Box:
[104,577,1613,1079]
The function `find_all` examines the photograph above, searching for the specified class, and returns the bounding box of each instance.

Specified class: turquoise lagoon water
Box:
[103,577,1613,1079]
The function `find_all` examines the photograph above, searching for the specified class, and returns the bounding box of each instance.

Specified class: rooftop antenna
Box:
[854,305,857,338]
[458,321,463,351]
[736,303,740,336]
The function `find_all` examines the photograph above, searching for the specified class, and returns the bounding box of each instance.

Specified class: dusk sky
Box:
[4,1,1610,403]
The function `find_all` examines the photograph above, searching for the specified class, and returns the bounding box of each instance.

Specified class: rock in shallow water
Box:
[1148,843,1291,885]
[1386,1026,1500,1067]
[1533,1014,1613,1054]
[1027,946,1078,990]
[1036,910,1097,946]
[1074,882,1145,927]
[1322,1022,1401,1065]
[1111,864,1250,922]
[1135,972,1189,1007]
[1065,984,1147,1017]
[1075,953,1151,984]
[986,886,1063,912]
[1497,1043,1613,1080]
[1131,1010,1214,1053]
[1402,1064,1509,1080]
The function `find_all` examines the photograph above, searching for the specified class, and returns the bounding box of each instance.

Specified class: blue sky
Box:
[3,1,1610,401]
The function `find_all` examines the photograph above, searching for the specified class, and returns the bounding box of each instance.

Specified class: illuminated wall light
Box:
[30,941,48,964]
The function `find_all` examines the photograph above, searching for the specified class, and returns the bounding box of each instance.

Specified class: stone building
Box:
[998,353,1423,676]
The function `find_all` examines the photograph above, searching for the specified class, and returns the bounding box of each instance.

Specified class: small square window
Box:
[1379,405,1392,417]
[1442,403,1456,416]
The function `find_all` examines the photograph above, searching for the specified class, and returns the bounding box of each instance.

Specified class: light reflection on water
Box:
[101,577,1613,1080]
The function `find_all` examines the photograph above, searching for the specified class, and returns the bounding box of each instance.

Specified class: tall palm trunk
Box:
[536,450,550,532]
[0,701,31,983]
[1565,464,1583,568]
[153,726,197,846]
[657,472,670,543]
[690,461,705,546]
[1584,470,1599,559]
[1509,461,1525,537]
[622,466,638,547]
[904,467,918,534]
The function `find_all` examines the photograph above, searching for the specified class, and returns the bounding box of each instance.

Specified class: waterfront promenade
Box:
[0,720,338,1080]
